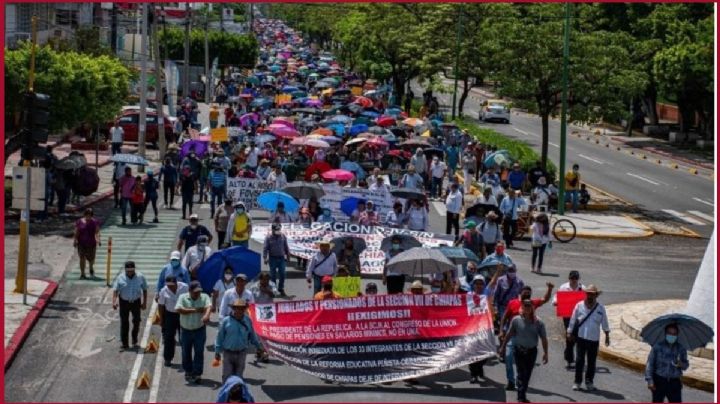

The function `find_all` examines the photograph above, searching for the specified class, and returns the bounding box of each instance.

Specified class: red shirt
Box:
[504,297,544,319]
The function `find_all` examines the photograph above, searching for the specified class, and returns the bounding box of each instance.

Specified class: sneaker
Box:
[469,376,478,384]
[505,382,516,391]
[152,217,159,223]
[193,376,202,384]
[585,383,595,391]
[164,360,172,367]
[184,374,192,382]
[572,383,581,391]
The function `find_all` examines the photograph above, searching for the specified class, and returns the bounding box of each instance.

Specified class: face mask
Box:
[198,242,207,248]
[236,208,245,214]
[224,274,233,281]
[665,334,678,344]
[431,287,441,293]
[171,259,180,268]
[507,272,516,279]
[496,247,505,255]
[190,153,196,158]
[272,230,279,235]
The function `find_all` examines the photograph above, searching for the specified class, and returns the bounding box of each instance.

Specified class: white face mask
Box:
[224,273,233,281]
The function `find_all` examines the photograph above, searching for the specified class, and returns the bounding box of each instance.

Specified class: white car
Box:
[479,99,511,124]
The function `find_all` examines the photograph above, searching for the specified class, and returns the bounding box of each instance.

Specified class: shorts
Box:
[78,244,97,261]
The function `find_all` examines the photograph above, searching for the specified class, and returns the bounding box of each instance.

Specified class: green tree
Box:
[159,27,258,68]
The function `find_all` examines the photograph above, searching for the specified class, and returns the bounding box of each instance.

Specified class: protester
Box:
[314,276,342,300]
[478,212,502,255]
[176,280,212,384]
[409,280,426,295]
[267,164,288,190]
[337,238,361,276]
[644,323,689,403]
[215,199,235,249]
[552,270,585,368]
[499,189,527,248]
[208,165,227,218]
[74,208,100,279]
[216,376,255,403]
[482,241,514,267]
[385,202,405,228]
[157,251,191,293]
[183,235,213,279]
[249,272,279,304]
[358,201,381,226]
[458,221,485,260]
[305,241,338,294]
[445,182,463,239]
[405,198,428,231]
[112,261,148,350]
[567,284,610,391]
[213,267,236,313]
[508,163,527,191]
[219,274,255,322]
[178,214,213,253]
[269,202,293,223]
[159,158,178,209]
[158,275,189,366]
[467,274,498,382]
[215,299,265,382]
[180,168,196,219]
[263,223,290,296]
[530,213,551,273]
[498,299,549,403]
[225,202,253,248]
[383,235,406,294]
[477,186,498,207]
[119,167,136,225]
[110,120,124,155]
[400,165,424,190]
[565,163,581,213]
[429,156,447,199]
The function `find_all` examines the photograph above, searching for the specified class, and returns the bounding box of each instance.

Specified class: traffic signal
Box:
[23,91,50,144]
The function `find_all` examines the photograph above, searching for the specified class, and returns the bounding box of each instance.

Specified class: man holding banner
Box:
[552,270,585,369]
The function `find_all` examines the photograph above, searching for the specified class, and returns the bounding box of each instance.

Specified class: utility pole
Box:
[450,5,463,120]
[138,2,148,171]
[204,5,210,104]
[183,2,191,100]
[110,3,118,55]
[558,3,571,215]
[153,4,166,158]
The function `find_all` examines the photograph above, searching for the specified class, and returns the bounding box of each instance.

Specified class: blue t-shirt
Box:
[508,170,526,189]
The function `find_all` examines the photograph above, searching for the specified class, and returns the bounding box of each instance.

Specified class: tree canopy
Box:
[158,27,258,68]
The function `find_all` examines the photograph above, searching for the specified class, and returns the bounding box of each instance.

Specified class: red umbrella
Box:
[377,116,396,127]
[353,96,373,108]
[366,137,389,147]
[321,169,355,182]
[388,149,411,159]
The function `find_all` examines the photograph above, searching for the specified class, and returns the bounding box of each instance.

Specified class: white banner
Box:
[318,184,400,222]
[250,223,455,275]
[227,177,275,211]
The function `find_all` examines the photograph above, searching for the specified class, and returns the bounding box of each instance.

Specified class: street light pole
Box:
[558,2,571,215]
[451,5,463,120]
[138,2,148,171]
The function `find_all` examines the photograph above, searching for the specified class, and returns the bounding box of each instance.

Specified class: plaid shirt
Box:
[645,341,689,383]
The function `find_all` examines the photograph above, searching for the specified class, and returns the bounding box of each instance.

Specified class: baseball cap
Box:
[170,251,182,260]
[189,281,203,292]
[569,270,580,279]
[321,275,333,284]
[189,213,199,220]
[235,273,248,281]
[365,282,378,291]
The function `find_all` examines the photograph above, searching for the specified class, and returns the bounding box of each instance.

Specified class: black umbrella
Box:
[331,236,368,257]
[380,234,422,252]
[281,181,325,200]
[641,313,714,351]
[465,203,502,221]
[334,89,352,97]
[423,147,445,160]
[55,155,86,170]
[385,247,456,277]
[390,188,425,200]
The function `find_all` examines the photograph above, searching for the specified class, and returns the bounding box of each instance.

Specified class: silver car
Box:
[480,101,511,124]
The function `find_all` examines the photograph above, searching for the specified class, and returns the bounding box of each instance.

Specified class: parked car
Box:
[105,111,174,148]
[479,99,511,123]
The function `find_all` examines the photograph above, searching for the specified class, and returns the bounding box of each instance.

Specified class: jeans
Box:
[119,298,141,347]
[566,190,579,213]
[162,311,180,362]
[222,350,248,383]
[312,274,323,294]
[163,182,176,206]
[144,195,158,219]
[268,256,287,292]
[431,176,443,198]
[112,142,122,155]
[575,337,599,384]
[505,337,516,384]
[446,212,460,239]
[181,326,206,377]
[113,181,121,207]
[651,374,682,403]
[503,218,518,247]
[181,193,194,219]
[130,202,144,224]
[210,186,226,218]
[120,197,131,223]
[531,244,547,269]
[562,317,576,363]
[514,345,538,401]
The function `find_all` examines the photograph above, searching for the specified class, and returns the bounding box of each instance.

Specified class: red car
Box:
[107,111,174,148]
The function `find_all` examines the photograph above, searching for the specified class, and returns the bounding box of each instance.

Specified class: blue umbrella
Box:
[484,150,513,168]
[270,65,281,72]
[436,246,481,265]
[282,85,299,93]
[328,123,345,136]
[196,247,261,294]
[385,107,402,117]
[257,191,300,213]
[110,153,148,166]
[361,111,380,118]
[340,197,365,217]
[349,124,369,136]
[180,140,209,160]
[328,115,352,124]
[641,313,714,351]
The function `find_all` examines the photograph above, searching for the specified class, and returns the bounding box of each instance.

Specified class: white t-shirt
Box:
[110,126,124,143]
[158,282,189,313]
[431,161,446,179]
[219,287,255,320]
[246,148,260,167]
[445,190,463,214]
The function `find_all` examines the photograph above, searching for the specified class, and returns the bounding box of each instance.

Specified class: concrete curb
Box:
[583,183,634,207]
[609,136,714,171]
[4,279,59,371]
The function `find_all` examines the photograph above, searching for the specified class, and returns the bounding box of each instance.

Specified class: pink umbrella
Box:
[377,116,396,127]
[240,113,259,126]
[305,139,330,148]
[271,126,300,138]
[321,169,355,182]
[366,137,389,147]
[304,99,323,107]
[197,135,212,142]
[272,118,295,128]
[268,123,288,131]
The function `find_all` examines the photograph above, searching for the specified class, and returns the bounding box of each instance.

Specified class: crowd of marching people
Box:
[102,17,692,404]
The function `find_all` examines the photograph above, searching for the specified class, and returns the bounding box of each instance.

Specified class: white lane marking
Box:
[626,172,660,186]
[688,211,714,223]
[549,142,559,148]
[432,201,447,217]
[123,299,158,403]
[148,329,164,403]
[513,128,539,137]
[693,197,714,207]
[662,209,706,225]
[578,154,605,164]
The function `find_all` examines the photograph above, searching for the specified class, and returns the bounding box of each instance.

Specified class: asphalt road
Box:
[5,197,713,403]
[411,81,716,238]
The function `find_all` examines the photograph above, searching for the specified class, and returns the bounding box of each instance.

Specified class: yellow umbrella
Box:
[421,130,431,137]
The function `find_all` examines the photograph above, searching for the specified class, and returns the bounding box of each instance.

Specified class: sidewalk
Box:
[600,299,714,392]
[554,213,654,240]
[4,278,58,371]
